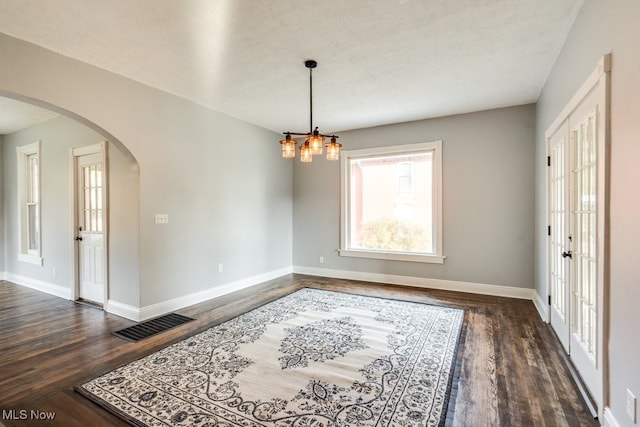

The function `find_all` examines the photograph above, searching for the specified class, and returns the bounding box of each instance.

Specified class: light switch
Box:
[154,214,169,224]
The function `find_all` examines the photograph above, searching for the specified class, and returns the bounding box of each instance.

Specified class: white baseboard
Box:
[603,407,620,427]
[293,266,535,300]
[2,272,72,300]
[533,290,549,322]
[6,265,536,320]
[108,266,293,322]
[105,299,141,321]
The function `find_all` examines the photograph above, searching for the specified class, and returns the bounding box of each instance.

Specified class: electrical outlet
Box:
[154,214,169,224]
[319,256,324,264]
[628,389,637,423]
[218,263,223,273]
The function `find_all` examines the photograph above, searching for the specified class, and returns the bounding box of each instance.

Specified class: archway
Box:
[0,91,141,314]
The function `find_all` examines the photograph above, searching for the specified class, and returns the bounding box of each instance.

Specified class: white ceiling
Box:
[0,0,583,135]
[0,97,59,135]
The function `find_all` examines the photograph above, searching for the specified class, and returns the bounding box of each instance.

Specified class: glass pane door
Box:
[571,112,597,359]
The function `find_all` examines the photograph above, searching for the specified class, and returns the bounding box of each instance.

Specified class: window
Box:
[17,141,43,265]
[340,141,444,263]
[397,162,413,192]
[80,161,104,233]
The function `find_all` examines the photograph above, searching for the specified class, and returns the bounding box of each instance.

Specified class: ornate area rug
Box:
[77,288,464,426]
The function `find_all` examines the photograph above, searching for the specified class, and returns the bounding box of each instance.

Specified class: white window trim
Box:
[339,141,445,264]
[16,141,43,266]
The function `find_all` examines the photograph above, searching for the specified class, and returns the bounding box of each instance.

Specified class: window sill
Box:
[338,249,446,264]
[18,253,43,266]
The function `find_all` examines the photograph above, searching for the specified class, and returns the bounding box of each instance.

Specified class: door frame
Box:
[545,54,610,418]
[70,141,109,305]
[547,120,571,353]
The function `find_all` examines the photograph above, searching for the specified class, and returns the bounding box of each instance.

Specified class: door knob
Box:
[562,251,572,259]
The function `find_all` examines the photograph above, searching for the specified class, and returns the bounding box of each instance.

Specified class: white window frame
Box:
[17,141,43,265]
[339,141,445,264]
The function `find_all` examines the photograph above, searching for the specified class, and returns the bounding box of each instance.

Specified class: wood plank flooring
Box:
[0,275,597,426]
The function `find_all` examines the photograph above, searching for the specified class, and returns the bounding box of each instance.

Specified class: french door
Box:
[549,121,570,352]
[546,55,609,415]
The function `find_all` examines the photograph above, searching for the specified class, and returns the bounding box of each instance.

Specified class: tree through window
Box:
[340,141,444,264]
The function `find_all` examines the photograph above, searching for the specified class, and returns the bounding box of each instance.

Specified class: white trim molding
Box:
[533,290,549,322]
[105,300,141,322]
[338,249,446,264]
[545,54,611,140]
[69,141,109,304]
[17,253,44,266]
[293,266,535,300]
[107,266,293,321]
[3,273,72,300]
[16,141,43,265]
[340,140,444,264]
[5,265,537,319]
[603,407,620,427]
[544,53,611,420]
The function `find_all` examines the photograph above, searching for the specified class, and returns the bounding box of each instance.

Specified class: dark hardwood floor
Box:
[0,275,597,426]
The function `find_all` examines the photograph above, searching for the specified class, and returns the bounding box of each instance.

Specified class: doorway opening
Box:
[71,142,108,306]
[545,54,610,418]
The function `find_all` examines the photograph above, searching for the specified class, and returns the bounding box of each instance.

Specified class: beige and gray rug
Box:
[77,288,464,426]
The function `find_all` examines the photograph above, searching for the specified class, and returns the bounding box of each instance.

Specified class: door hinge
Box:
[548,295,551,305]
[547,225,551,236]
[547,155,551,167]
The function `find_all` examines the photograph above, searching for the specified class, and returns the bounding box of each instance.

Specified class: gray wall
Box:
[294,104,535,289]
[107,139,141,306]
[2,115,140,306]
[0,32,293,308]
[535,0,640,424]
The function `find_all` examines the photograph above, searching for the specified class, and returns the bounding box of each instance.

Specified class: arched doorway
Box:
[0,92,140,314]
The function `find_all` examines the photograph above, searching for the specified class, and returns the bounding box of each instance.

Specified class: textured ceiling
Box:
[0,0,583,135]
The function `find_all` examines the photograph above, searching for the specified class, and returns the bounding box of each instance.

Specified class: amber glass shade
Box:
[308,132,324,155]
[326,137,342,161]
[280,135,296,158]
[300,144,313,163]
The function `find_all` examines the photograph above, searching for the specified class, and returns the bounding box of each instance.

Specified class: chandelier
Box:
[279,60,342,162]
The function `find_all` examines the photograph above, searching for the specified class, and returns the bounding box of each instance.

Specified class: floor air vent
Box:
[112,313,195,342]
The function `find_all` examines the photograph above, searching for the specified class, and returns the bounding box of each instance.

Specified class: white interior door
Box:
[76,151,106,305]
[546,57,608,414]
[548,121,571,352]
[567,86,603,408]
